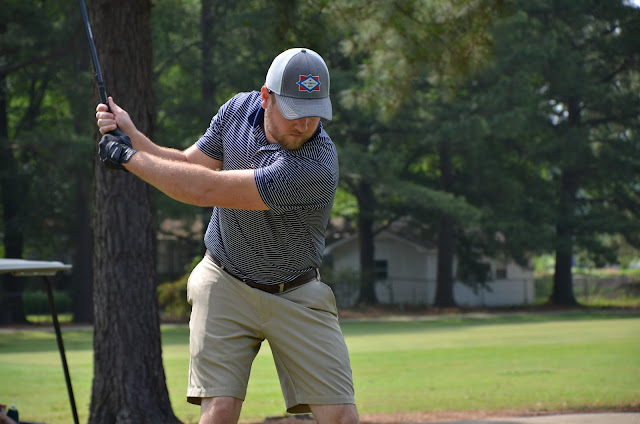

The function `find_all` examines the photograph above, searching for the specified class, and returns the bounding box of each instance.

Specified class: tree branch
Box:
[153,40,201,81]
[0,25,82,76]
[602,56,635,83]
[0,47,70,76]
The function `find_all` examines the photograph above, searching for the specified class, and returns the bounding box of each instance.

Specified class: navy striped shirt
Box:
[196,91,338,285]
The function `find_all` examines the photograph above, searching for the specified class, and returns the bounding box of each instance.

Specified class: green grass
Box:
[1,312,639,423]
[26,313,74,324]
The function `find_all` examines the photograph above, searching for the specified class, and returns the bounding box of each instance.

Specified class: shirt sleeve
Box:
[255,153,338,213]
[195,104,227,161]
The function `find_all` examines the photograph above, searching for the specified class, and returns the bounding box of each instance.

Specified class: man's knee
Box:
[310,403,359,424]
[199,396,243,424]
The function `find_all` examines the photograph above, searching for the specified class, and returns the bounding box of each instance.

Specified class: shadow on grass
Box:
[339,307,640,337]
[0,329,93,354]
[1,308,638,354]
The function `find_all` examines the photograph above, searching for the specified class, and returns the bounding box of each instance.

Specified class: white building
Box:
[323,230,534,307]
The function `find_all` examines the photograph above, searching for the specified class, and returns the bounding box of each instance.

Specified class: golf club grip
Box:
[101,93,126,138]
[108,127,126,138]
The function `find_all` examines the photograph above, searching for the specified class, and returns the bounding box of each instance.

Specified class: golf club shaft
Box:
[78,0,109,107]
[78,0,127,141]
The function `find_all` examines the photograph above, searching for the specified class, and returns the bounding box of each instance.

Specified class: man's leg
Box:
[187,259,263,422]
[200,397,243,424]
[310,404,359,424]
[263,280,356,414]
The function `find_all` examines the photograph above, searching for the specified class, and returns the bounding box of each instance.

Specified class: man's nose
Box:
[293,117,309,132]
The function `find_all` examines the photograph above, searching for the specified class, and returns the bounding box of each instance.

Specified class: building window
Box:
[495,267,507,279]
[375,260,388,280]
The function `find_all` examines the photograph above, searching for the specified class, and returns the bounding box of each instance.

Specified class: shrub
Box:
[22,291,72,315]
[157,256,200,321]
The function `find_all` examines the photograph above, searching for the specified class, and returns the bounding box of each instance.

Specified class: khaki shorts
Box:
[186,256,355,413]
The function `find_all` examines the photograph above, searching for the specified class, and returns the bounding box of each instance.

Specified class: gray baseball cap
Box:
[265,48,332,121]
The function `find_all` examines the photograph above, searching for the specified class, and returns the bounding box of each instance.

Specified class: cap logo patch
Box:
[297,74,321,92]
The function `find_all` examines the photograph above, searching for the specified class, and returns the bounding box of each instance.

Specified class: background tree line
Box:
[2,0,640,321]
[2,0,639,422]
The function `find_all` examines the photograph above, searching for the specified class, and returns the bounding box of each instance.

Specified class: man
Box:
[96,48,358,424]
[0,411,17,424]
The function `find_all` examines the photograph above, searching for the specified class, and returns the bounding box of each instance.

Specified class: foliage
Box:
[21,290,72,315]
[2,0,640,314]
[324,0,500,114]
[480,0,640,304]
[321,265,361,307]
[1,0,90,258]
[0,0,95,323]
[157,256,200,321]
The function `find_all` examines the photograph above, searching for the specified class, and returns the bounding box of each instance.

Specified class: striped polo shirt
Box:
[195,91,338,285]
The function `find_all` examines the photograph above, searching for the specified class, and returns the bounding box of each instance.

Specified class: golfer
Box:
[95,48,358,424]
[0,412,17,424]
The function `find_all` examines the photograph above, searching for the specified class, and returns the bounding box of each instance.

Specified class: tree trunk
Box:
[434,214,456,307]
[550,98,580,306]
[356,180,378,304]
[552,245,577,305]
[550,172,578,306]
[88,1,180,422]
[199,0,217,240]
[433,141,457,307]
[0,51,27,324]
[200,0,216,103]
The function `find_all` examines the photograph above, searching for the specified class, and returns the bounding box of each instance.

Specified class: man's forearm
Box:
[129,129,188,162]
[123,151,268,210]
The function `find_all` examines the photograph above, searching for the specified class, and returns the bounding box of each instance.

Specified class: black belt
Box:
[205,250,317,294]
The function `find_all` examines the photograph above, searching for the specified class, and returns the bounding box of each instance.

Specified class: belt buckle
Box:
[278,283,285,293]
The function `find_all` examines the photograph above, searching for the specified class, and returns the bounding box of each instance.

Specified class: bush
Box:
[157,257,200,321]
[22,291,72,315]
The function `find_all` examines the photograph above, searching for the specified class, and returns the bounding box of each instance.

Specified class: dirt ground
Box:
[250,405,640,424]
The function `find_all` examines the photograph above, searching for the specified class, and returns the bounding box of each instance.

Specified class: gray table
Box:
[0,259,79,424]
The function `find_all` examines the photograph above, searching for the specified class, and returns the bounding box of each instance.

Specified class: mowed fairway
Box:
[0,311,638,424]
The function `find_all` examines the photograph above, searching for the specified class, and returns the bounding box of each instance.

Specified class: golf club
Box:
[78,0,125,137]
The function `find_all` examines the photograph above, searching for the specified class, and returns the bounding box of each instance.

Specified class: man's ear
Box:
[260,86,270,109]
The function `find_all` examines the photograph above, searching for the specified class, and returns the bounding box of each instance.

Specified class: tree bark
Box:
[434,214,456,307]
[433,141,457,307]
[550,97,580,306]
[552,244,577,305]
[88,1,180,422]
[356,180,378,304]
[550,172,578,306]
[200,0,217,103]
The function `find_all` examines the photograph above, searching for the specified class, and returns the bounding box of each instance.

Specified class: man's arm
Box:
[96,98,223,169]
[124,151,268,210]
[0,412,17,424]
[96,98,266,210]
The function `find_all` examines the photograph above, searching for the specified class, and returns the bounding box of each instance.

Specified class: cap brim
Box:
[274,94,332,121]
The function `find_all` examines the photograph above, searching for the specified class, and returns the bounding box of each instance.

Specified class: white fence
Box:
[331,278,535,308]
[572,274,637,300]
